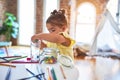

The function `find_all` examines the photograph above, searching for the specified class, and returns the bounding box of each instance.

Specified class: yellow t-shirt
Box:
[46,32,75,60]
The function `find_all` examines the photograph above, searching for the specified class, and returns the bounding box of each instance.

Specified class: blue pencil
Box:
[26,68,41,80]
[5,67,11,80]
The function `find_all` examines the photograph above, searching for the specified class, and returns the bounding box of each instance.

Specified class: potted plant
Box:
[0,12,19,41]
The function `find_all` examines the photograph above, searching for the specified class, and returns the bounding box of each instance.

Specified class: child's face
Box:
[46,23,65,34]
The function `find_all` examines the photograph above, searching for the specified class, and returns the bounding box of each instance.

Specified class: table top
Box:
[1,56,120,80]
[1,46,120,80]
[0,63,79,80]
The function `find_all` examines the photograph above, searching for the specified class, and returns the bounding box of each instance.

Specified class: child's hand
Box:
[31,35,39,43]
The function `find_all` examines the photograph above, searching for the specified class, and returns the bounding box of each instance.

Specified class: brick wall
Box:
[0,0,17,24]
[0,0,108,31]
[6,0,17,45]
[6,0,17,16]
[0,0,108,45]
[0,0,7,26]
[60,0,71,32]
[76,0,108,25]
[36,0,43,34]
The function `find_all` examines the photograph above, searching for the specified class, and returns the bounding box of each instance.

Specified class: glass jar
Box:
[39,48,59,64]
[28,40,41,61]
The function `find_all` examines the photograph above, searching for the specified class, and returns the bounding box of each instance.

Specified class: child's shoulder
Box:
[59,32,76,45]
[59,32,69,36]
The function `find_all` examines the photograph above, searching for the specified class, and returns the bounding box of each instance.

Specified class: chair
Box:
[0,42,12,56]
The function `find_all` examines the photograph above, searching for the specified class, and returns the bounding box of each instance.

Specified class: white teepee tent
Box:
[89,9,120,55]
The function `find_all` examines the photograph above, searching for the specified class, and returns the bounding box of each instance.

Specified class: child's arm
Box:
[31,33,71,47]
[40,40,47,49]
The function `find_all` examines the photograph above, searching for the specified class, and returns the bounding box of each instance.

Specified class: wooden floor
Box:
[74,56,120,80]
[1,46,120,80]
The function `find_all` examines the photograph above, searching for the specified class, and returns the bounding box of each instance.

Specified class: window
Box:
[18,0,59,45]
[43,0,59,33]
[75,2,96,44]
[18,0,35,46]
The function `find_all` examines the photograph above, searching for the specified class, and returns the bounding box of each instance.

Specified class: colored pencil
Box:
[47,67,52,80]
[5,67,11,80]
[9,61,39,63]
[51,68,57,80]
[26,68,41,80]
[60,65,66,79]
[2,56,22,58]
[0,57,9,62]
[8,56,27,61]
[0,63,16,68]
[0,56,28,63]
